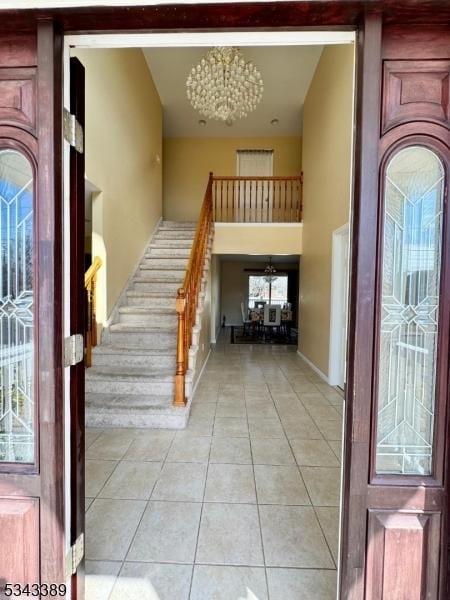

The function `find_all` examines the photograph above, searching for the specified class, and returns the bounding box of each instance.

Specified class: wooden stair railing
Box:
[174,173,214,406]
[212,174,303,222]
[85,256,102,368]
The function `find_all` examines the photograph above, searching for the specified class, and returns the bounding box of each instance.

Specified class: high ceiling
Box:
[143,45,323,138]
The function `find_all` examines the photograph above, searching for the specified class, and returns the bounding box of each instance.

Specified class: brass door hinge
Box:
[66,533,84,578]
[63,108,84,153]
[64,334,84,367]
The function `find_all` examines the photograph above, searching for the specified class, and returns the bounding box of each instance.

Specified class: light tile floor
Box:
[85,332,344,600]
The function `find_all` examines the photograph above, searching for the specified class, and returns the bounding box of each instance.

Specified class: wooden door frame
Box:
[1,2,449,598]
[340,14,383,597]
[2,1,450,32]
[37,19,66,585]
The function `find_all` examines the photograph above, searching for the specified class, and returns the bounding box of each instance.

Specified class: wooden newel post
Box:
[174,288,187,406]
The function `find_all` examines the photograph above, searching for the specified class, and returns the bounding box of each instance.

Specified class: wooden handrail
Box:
[85,256,102,287]
[174,173,214,406]
[85,256,102,368]
[212,175,301,181]
[212,174,303,223]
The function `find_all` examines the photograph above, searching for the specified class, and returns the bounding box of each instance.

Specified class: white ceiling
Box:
[143,45,323,138]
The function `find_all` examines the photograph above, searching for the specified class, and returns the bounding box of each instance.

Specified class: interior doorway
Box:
[64,28,356,600]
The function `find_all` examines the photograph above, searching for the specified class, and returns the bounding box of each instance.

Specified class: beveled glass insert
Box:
[376,146,444,475]
[0,150,34,463]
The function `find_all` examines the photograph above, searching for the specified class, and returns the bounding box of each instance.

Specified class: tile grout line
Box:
[312,504,339,570]
[286,362,343,570]
[267,366,338,574]
[115,430,177,584]
[86,429,173,600]
[88,434,137,501]
[246,361,273,600]
[86,556,337,571]
[188,383,218,599]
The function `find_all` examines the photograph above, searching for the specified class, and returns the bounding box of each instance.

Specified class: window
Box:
[0,149,35,464]
[237,149,273,177]
[375,145,444,476]
[248,275,288,308]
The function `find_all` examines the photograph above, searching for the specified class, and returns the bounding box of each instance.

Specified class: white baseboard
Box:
[211,320,223,344]
[191,347,212,397]
[297,349,329,384]
[188,239,214,394]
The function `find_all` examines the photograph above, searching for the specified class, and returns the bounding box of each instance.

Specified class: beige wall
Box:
[299,44,355,375]
[221,259,299,326]
[73,48,163,324]
[163,137,301,221]
[213,224,302,255]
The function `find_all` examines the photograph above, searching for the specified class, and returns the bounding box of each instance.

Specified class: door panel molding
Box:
[365,510,440,599]
[382,60,450,133]
[0,498,40,584]
[0,68,37,134]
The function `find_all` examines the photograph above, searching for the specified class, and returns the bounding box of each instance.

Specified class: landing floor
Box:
[85,334,344,599]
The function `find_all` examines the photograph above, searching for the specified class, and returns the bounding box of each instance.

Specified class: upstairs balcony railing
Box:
[212,174,303,223]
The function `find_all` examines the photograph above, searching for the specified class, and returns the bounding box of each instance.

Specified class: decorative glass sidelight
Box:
[0,150,34,463]
[376,146,444,475]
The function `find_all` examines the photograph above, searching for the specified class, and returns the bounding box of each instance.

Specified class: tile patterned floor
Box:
[85,334,344,599]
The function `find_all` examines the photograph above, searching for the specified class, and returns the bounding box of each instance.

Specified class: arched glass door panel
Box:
[376,145,445,475]
[0,149,34,464]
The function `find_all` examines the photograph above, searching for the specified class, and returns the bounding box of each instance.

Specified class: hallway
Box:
[85,333,344,599]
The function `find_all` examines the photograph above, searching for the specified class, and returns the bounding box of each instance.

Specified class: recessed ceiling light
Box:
[271,118,279,126]
[198,119,207,126]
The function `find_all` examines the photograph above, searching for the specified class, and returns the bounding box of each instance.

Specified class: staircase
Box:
[85,220,203,429]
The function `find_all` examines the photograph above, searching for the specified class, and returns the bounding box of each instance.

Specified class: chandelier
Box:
[264,257,277,283]
[186,47,264,123]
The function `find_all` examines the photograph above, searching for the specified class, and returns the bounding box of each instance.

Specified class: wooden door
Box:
[341,17,450,600]
[0,21,67,593]
[69,56,85,600]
